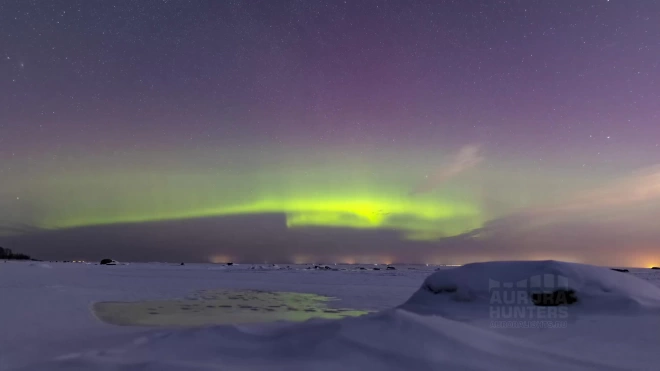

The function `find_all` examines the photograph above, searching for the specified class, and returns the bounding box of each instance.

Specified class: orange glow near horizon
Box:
[209,254,233,264]
[206,253,660,267]
[608,251,660,268]
[641,259,660,269]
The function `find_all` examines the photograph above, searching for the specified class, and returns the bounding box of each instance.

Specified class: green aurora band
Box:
[12,159,486,240]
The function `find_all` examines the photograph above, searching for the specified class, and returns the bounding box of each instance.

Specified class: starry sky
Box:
[1,0,659,266]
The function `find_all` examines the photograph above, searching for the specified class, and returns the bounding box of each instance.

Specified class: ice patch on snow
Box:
[93,289,368,327]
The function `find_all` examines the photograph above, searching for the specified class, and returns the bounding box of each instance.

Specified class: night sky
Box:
[1,0,659,266]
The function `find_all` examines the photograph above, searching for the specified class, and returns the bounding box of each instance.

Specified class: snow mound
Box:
[403,260,660,317]
[24,309,614,371]
[14,260,660,371]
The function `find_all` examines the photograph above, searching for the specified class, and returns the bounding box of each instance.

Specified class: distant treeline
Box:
[0,247,32,260]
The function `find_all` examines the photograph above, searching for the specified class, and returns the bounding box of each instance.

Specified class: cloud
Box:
[509,164,660,228]
[0,220,44,237]
[546,165,660,213]
[410,144,483,195]
[460,164,660,267]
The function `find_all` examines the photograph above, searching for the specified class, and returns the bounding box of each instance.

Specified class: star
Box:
[0,0,658,266]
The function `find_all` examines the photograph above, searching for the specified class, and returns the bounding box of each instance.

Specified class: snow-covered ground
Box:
[1,260,660,370]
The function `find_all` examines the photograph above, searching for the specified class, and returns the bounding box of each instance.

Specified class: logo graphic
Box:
[488,274,572,329]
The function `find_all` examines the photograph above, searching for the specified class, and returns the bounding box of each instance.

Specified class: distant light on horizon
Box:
[209,255,233,264]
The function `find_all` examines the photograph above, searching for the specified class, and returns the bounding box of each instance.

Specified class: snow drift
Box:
[25,309,617,371]
[402,260,660,319]
[18,260,660,371]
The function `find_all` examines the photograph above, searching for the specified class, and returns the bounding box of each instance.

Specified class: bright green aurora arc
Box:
[10,148,486,242]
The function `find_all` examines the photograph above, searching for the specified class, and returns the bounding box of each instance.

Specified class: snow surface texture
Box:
[404,260,660,319]
[3,260,660,370]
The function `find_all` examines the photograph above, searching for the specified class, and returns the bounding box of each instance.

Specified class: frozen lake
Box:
[0,261,433,370]
[2,260,660,370]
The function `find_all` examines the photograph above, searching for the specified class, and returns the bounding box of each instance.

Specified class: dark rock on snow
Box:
[531,289,578,306]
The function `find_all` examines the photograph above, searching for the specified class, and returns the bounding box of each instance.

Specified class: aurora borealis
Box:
[2,0,660,266]
[4,147,487,240]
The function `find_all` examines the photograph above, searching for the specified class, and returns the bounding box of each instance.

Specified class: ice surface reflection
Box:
[93,289,368,327]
